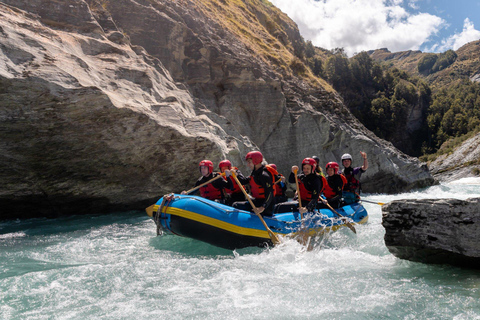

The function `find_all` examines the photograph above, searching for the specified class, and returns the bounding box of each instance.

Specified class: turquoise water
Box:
[1,180,480,319]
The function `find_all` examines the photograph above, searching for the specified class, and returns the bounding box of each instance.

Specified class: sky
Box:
[269,0,480,56]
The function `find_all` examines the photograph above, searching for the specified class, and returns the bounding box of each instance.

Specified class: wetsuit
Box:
[323,174,345,208]
[233,165,275,216]
[340,166,364,204]
[273,174,288,204]
[224,169,248,206]
[191,172,233,202]
[288,172,323,211]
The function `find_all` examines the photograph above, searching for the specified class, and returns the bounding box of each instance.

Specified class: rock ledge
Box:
[382,198,480,269]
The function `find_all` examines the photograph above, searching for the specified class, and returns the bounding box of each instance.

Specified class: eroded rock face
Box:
[429,133,480,182]
[382,198,480,268]
[0,0,434,219]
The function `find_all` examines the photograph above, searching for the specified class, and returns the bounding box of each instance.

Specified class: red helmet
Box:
[199,160,214,174]
[218,159,232,171]
[269,163,277,170]
[245,151,263,165]
[326,162,339,174]
[302,158,317,172]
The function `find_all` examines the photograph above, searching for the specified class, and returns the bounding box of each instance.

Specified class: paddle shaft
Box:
[293,168,303,219]
[361,199,385,205]
[231,171,281,245]
[184,174,223,195]
[325,202,357,234]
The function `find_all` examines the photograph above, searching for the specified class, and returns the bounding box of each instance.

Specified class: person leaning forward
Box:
[232,151,275,217]
[181,160,232,203]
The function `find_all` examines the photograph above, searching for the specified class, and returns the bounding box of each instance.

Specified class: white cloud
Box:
[269,0,444,56]
[432,18,480,52]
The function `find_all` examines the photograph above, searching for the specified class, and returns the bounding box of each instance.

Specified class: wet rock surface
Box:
[382,198,480,268]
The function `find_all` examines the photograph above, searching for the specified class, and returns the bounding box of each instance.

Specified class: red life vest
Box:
[199,174,223,200]
[273,174,285,196]
[343,170,360,192]
[224,167,242,195]
[323,175,345,199]
[298,181,313,202]
[249,165,277,199]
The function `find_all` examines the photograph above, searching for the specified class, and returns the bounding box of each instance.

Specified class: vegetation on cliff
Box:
[309,41,480,159]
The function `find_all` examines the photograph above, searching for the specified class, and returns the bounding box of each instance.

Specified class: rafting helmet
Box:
[245,151,263,165]
[311,156,320,165]
[326,161,339,174]
[302,157,317,172]
[269,163,277,170]
[341,153,352,161]
[218,160,232,171]
[199,160,214,174]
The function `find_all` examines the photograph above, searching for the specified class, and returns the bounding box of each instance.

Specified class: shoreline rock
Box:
[382,198,480,269]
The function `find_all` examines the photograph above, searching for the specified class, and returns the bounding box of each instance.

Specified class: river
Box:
[1,178,480,319]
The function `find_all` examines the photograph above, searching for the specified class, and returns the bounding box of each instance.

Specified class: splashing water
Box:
[1,180,480,319]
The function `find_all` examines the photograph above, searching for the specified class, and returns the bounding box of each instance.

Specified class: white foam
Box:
[447,177,480,185]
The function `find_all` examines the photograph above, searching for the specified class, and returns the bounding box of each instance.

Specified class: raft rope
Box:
[155,193,175,236]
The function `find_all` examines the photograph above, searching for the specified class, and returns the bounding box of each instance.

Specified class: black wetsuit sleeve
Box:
[288,172,297,184]
[212,174,232,190]
[236,170,249,185]
[306,175,322,211]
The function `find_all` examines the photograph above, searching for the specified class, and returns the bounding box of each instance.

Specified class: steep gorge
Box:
[0,0,433,219]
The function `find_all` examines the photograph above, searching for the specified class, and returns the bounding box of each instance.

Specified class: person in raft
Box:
[218,159,248,206]
[339,151,368,204]
[311,156,325,176]
[288,157,324,215]
[320,161,346,209]
[269,163,288,204]
[181,160,233,203]
[232,151,276,217]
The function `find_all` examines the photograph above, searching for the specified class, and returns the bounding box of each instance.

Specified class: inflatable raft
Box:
[146,194,368,250]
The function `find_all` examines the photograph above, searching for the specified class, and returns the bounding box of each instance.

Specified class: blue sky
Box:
[269,0,480,56]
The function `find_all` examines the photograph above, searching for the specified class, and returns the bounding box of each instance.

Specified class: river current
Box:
[1,178,480,319]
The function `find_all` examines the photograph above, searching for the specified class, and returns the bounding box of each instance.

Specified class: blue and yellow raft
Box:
[146,194,368,250]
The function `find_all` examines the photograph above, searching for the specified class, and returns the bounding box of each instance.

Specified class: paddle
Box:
[231,171,281,245]
[183,174,224,195]
[325,202,357,234]
[293,168,304,219]
[145,174,224,217]
[361,199,385,205]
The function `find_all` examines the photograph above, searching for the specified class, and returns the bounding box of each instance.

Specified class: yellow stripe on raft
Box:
[169,207,273,239]
[147,204,369,238]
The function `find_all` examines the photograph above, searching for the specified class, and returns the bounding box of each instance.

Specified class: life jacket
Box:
[298,181,313,202]
[273,174,285,196]
[249,165,277,199]
[323,174,345,199]
[342,168,360,192]
[199,173,223,200]
[224,167,242,195]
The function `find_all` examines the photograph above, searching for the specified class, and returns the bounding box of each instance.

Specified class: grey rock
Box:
[382,198,480,268]
[0,0,434,219]
[429,132,480,182]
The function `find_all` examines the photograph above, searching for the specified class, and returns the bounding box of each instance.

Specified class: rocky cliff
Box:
[428,133,480,182]
[0,0,434,219]
[382,198,480,268]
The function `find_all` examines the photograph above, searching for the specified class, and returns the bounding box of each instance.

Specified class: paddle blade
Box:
[145,204,155,217]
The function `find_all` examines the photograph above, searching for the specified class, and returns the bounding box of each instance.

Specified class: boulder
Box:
[382,198,480,268]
